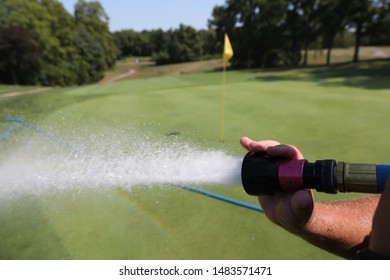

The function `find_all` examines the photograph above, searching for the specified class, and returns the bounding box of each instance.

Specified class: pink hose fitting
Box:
[278,159,306,191]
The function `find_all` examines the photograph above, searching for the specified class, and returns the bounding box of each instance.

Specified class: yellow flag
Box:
[223,33,233,64]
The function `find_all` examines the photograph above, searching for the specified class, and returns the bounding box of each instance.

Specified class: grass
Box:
[304,46,390,65]
[0,59,389,260]
[0,86,37,95]
[100,58,222,83]
[100,46,390,83]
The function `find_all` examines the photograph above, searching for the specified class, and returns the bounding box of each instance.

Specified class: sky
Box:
[59,0,226,32]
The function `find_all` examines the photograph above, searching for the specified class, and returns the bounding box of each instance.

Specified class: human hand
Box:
[240,137,314,233]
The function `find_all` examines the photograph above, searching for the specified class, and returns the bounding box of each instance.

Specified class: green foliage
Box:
[154,24,203,65]
[209,0,292,68]
[114,29,151,58]
[0,26,41,85]
[74,0,119,69]
[152,51,170,65]
[74,28,106,84]
[114,26,217,64]
[209,0,390,68]
[367,0,390,45]
[0,0,117,86]
[39,62,77,87]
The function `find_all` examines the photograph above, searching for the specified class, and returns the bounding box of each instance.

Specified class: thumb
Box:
[289,190,314,231]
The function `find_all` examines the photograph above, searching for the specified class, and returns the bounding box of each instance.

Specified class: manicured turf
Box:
[0,60,389,259]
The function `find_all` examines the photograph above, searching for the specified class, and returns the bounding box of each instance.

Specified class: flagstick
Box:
[220,60,227,143]
[220,33,233,143]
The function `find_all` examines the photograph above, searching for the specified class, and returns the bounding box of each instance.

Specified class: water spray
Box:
[7,116,390,211]
[241,152,390,196]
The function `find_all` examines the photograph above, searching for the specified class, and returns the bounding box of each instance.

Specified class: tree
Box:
[296,0,322,66]
[168,24,203,63]
[198,29,219,57]
[37,0,80,85]
[0,26,40,85]
[0,0,120,85]
[366,0,390,45]
[74,0,118,69]
[318,0,351,65]
[208,3,236,54]
[74,28,105,84]
[113,29,151,58]
[209,0,290,68]
[150,25,203,65]
[347,0,375,62]
[284,0,305,66]
[148,29,170,57]
[0,0,80,85]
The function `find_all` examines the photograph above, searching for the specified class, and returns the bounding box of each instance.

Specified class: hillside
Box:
[101,46,390,84]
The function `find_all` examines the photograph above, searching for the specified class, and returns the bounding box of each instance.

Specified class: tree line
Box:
[209,0,390,68]
[113,26,218,65]
[115,0,389,69]
[0,0,389,86]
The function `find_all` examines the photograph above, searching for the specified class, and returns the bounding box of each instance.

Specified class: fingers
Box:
[258,189,314,233]
[267,144,304,160]
[240,137,280,152]
[240,136,304,160]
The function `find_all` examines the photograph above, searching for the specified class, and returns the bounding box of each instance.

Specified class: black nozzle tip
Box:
[241,152,282,196]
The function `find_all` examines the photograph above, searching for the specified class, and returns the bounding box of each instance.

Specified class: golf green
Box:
[0,60,389,259]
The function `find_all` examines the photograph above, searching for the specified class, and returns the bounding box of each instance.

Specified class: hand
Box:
[240,137,314,233]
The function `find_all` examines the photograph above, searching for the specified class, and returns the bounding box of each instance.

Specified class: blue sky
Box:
[59,0,226,32]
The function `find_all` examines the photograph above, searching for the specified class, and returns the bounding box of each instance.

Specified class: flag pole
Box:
[220,59,227,142]
[220,33,233,143]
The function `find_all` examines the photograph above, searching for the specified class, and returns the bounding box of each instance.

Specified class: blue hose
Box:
[4,116,81,153]
[0,123,22,142]
[175,184,263,212]
[376,164,390,193]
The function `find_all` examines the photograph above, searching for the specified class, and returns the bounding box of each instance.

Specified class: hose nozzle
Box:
[241,152,389,195]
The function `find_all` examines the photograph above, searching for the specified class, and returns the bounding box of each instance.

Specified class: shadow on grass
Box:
[253,59,390,90]
[0,89,112,121]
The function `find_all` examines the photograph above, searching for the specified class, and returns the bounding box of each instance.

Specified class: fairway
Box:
[0,60,389,260]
